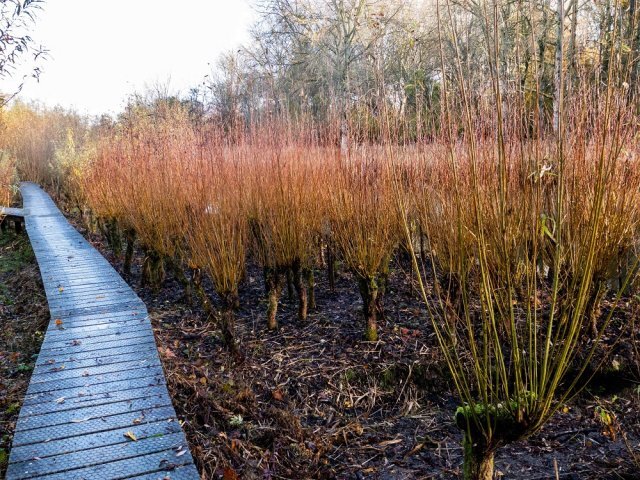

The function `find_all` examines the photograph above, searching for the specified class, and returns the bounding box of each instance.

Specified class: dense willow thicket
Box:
[2,0,640,478]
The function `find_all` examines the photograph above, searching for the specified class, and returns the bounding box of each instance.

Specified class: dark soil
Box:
[0,229,49,477]
[15,205,640,480]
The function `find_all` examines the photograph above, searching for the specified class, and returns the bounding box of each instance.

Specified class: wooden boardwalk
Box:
[0,206,27,217]
[6,183,200,480]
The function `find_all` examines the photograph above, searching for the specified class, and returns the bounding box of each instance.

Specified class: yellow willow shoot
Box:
[394,1,640,478]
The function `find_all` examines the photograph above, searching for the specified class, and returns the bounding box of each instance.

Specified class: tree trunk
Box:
[340,111,349,157]
[375,257,391,321]
[82,207,97,234]
[286,267,295,301]
[463,436,495,480]
[419,225,426,267]
[599,2,613,81]
[141,250,165,290]
[553,0,565,135]
[292,260,308,321]
[588,281,607,338]
[123,229,136,275]
[629,0,640,98]
[306,268,316,310]
[220,292,239,354]
[166,256,192,304]
[191,267,213,315]
[327,242,336,292]
[106,218,122,256]
[265,267,282,330]
[358,275,379,341]
[567,0,578,82]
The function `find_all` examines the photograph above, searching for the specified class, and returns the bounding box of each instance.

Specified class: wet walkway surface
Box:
[6,183,199,480]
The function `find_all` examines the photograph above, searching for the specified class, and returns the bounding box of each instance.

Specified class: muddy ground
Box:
[0,229,49,477]
[72,215,640,480]
[2,204,639,479]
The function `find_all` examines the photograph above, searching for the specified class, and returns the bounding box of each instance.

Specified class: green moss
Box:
[0,448,7,470]
[343,368,358,383]
[454,391,537,443]
[377,363,439,391]
[379,367,396,389]
[455,393,537,479]
[0,283,12,305]
[364,324,378,341]
[221,381,236,395]
[0,231,34,273]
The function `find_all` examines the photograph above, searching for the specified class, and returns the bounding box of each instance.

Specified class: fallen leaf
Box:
[54,319,63,326]
[58,286,64,293]
[223,466,240,480]
[162,347,176,359]
[175,449,187,457]
[124,431,137,441]
[159,459,178,470]
[71,417,91,423]
[272,388,284,401]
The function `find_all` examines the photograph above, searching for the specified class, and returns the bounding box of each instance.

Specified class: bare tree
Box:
[0,0,47,106]
[553,0,564,134]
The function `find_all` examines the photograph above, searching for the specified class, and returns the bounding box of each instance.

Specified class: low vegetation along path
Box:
[5,183,199,480]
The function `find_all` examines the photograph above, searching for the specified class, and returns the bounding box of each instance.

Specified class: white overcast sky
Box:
[16,1,256,116]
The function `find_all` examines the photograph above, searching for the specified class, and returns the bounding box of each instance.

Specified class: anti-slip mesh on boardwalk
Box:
[5,183,200,480]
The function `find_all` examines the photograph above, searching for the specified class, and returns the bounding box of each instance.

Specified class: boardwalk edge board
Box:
[6,182,200,480]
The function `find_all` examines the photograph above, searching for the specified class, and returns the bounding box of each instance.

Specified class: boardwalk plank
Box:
[22,373,167,408]
[7,432,187,479]
[8,420,185,464]
[20,385,170,418]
